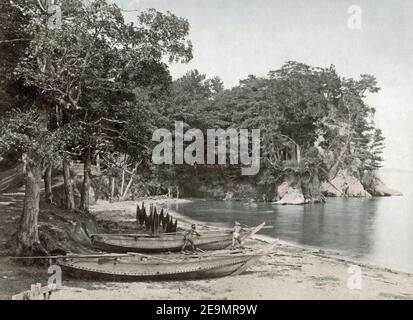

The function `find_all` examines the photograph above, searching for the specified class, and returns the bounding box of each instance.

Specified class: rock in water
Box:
[274,186,306,205]
[361,170,402,196]
[273,174,322,205]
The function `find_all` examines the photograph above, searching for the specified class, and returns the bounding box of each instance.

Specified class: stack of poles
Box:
[136,202,178,235]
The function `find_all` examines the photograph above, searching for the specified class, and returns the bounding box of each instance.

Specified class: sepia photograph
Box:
[0,0,412,304]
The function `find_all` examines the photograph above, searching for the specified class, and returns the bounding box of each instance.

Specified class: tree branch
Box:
[36,0,47,14]
[94,117,128,125]
[0,39,31,44]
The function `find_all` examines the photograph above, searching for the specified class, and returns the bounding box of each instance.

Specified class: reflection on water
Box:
[167,169,413,273]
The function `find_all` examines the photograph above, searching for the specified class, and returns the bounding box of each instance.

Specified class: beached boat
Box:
[56,253,262,281]
[90,222,265,253]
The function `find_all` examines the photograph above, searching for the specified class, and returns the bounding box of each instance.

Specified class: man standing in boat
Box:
[181,224,201,252]
[232,221,243,249]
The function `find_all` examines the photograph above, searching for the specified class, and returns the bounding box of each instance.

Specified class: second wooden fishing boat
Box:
[90,222,265,253]
[56,253,262,281]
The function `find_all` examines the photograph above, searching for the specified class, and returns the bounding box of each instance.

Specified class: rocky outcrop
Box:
[273,173,323,205]
[198,182,266,202]
[7,207,98,255]
[192,172,324,204]
[38,220,95,254]
[274,183,305,205]
[361,170,402,196]
[321,169,371,198]
[176,166,401,204]
[320,169,402,198]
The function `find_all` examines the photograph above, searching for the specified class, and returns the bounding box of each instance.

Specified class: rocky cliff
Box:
[321,169,402,198]
[178,168,401,205]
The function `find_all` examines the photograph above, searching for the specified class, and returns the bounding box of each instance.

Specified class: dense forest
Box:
[0,0,395,256]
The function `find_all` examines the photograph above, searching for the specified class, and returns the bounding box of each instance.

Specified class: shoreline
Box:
[92,197,413,277]
[165,199,413,277]
[53,241,413,300]
[41,197,411,300]
[3,196,413,300]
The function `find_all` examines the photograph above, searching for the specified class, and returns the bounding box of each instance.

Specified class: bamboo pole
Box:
[9,252,173,262]
[9,253,132,260]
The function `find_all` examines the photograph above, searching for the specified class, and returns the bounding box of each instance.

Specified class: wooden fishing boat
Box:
[56,253,262,281]
[90,222,266,253]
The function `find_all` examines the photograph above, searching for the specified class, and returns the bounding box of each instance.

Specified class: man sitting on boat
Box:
[232,221,244,249]
[181,224,201,252]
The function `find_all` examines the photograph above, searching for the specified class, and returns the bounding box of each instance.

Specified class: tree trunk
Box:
[110,176,115,201]
[280,135,301,164]
[62,156,75,210]
[120,169,125,198]
[296,144,301,164]
[328,129,352,180]
[44,164,53,204]
[120,162,140,201]
[80,148,92,211]
[22,153,27,174]
[329,107,354,181]
[95,153,101,175]
[15,156,46,256]
[121,174,133,201]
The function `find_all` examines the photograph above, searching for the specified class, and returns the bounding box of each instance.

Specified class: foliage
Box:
[0,1,385,193]
[153,62,384,188]
[6,0,193,167]
[0,109,58,164]
[0,0,38,114]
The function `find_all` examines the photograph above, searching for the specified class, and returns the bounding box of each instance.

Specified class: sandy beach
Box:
[1,196,413,300]
[46,199,413,300]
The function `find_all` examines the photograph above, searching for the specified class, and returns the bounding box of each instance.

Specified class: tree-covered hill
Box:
[150,62,392,202]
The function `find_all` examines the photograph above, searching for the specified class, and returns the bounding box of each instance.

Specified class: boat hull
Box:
[92,234,234,253]
[91,223,265,253]
[57,255,262,281]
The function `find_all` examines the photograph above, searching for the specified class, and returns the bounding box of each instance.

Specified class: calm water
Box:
[167,169,413,273]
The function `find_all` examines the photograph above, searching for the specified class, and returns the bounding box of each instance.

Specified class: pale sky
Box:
[115,0,413,170]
